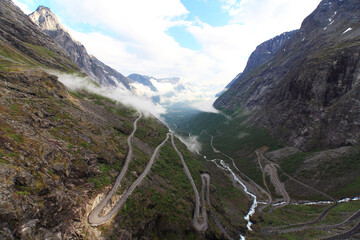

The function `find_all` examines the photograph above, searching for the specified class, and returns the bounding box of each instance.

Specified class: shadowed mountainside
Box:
[214,0,360,150]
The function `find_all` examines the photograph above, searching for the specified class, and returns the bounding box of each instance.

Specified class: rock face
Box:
[0,0,79,72]
[214,0,360,150]
[242,30,297,75]
[29,6,132,89]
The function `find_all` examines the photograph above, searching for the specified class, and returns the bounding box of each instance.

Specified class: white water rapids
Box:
[218,160,258,231]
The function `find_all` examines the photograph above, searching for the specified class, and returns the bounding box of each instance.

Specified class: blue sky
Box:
[14,0,322,110]
[167,0,232,50]
[181,0,231,27]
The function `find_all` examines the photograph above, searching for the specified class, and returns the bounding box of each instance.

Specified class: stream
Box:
[218,160,258,231]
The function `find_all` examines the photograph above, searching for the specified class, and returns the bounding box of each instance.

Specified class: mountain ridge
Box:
[29,6,132,89]
[0,0,80,72]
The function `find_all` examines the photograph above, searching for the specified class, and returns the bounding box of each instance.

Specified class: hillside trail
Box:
[256,149,291,211]
[255,151,273,211]
[260,153,342,234]
[89,113,172,225]
[202,173,235,240]
[88,112,143,225]
[88,113,218,235]
[264,162,290,210]
[170,134,208,231]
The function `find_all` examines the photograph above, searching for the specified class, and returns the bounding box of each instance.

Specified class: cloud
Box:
[50,71,166,119]
[13,0,32,14]
[191,98,219,114]
[175,134,202,153]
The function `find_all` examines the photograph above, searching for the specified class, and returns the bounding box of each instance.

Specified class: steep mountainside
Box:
[29,6,132,89]
[214,0,360,150]
[0,0,79,72]
[242,30,297,75]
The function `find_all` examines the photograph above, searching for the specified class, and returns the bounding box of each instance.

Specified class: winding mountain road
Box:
[203,173,235,240]
[88,114,215,234]
[264,163,290,210]
[88,113,143,225]
[255,151,273,212]
[260,152,341,235]
[89,113,169,226]
[171,134,208,232]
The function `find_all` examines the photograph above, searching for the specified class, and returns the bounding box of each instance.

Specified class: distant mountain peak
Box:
[30,6,65,32]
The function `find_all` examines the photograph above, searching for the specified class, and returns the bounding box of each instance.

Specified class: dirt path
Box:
[260,153,340,235]
[320,220,360,240]
[202,173,234,240]
[88,113,170,226]
[88,112,142,225]
[171,134,208,232]
[255,151,273,212]
[264,162,290,210]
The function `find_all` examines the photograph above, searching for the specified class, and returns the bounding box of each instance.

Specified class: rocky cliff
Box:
[242,30,297,75]
[0,0,79,72]
[29,6,132,89]
[214,0,360,150]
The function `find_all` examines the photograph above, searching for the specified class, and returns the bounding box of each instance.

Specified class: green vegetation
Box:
[135,117,168,148]
[107,140,205,239]
[169,110,281,186]
[279,152,313,175]
[24,42,78,73]
[69,90,87,99]
[0,44,37,71]
[251,200,360,239]
[333,175,360,197]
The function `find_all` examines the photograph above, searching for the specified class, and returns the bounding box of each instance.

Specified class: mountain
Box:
[29,6,132,89]
[0,1,248,239]
[0,0,79,72]
[3,1,360,239]
[128,73,188,104]
[128,73,157,91]
[214,0,360,150]
[156,76,181,84]
[170,2,360,238]
[226,73,242,89]
[215,31,296,98]
[242,30,297,75]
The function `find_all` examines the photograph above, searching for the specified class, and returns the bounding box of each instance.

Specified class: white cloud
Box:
[176,134,202,153]
[13,0,32,14]
[50,71,166,119]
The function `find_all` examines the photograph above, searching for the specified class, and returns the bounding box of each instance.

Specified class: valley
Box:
[170,118,360,239]
[0,0,359,239]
